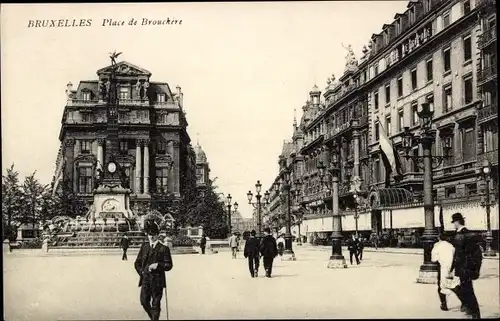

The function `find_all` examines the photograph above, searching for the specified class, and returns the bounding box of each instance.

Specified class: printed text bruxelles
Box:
[27,18,182,28]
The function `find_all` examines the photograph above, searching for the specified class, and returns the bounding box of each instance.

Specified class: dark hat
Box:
[264,227,271,234]
[250,230,256,236]
[144,220,160,235]
[451,212,465,223]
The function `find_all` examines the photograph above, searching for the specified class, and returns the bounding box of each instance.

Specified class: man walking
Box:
[120,234,130,261]
[276,234,285,257]
[134,221,173,321]
[347,234,360,265]
[229,232,238,259]
[200,234,207,255]
[450,213,482,319]
[357,236,364,261]
[431,232,456,311]
[259,227,278,278]
[244,230,260,278]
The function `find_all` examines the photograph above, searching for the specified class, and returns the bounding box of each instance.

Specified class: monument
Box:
[85,51,136,229]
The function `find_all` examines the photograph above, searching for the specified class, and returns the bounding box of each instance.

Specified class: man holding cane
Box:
[135,220,173,320]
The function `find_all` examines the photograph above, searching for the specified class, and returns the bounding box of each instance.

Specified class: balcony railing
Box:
[66,99,100,107]
[154,101,180,109]
[478,65,497,83]
[478,103,498,123]
[117,99,149,106]
[478,150,499,165]
[479,28,496,48]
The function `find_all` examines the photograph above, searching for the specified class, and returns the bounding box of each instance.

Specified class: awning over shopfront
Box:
[369,188,414,209]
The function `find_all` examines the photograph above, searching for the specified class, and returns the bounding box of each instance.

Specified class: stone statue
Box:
[109,51,122,67]
[135,81,142,100]
[142,81,149,100]
[342,43,358,67]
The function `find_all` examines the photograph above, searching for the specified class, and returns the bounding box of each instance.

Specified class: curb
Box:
[303,245,499,260]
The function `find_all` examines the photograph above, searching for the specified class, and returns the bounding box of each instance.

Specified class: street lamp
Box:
[317,143,348,269]
[293,179,304,246]
[226,194,238,236]
[276,168,296,261]
[400,101,453,283]
[480,160,497,257]
[247,180,270,240]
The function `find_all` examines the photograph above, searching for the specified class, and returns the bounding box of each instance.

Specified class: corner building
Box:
[265,0,498,248]
[52,61,197,215]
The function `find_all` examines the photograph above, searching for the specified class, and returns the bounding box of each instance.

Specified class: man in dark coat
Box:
[259,227,278,278]
[134,221,173,321]
[244,230,260,278]
[449,213,481,319]
[357,236,364,261]
[200,234,207,255]
[120,234,130,260]
[347,234,360,265]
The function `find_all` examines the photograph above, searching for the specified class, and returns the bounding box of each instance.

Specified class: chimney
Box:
[176,85,183,107]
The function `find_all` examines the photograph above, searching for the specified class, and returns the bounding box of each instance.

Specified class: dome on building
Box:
[195,143,207,164]
[309,84,321,95]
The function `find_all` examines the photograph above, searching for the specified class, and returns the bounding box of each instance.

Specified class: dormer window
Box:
[119,87,129,100]
[82,92,91,101]
[157,94,166,102]
[409,7,416,24]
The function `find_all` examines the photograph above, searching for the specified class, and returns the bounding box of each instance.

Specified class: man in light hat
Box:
[449,212,481,319]
[135,220,173,320]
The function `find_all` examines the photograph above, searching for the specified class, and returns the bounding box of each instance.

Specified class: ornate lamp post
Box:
[247,180,270,240]
[293,179,304,246]
[317,143,348,269]
[276,169,296,261]
[480,160,497,257]
[226,194,238,236]
[401,102,453,283]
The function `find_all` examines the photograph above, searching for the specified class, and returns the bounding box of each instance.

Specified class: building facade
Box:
[264,0,498,247]
[52,60,197,216]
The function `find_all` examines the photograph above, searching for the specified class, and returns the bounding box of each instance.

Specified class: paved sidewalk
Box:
[303,243,500,260]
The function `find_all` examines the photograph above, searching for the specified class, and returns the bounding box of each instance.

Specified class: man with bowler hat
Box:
[244,230,260,277]
[259,227,278,278]
[135,220,173,320]
[449,212,481,319]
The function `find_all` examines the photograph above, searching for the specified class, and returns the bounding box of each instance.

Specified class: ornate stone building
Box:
[264,0,498,247]
[52,60,197,215]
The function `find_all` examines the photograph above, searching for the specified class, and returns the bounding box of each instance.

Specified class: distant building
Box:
[194,142,211,187]
[231,210,255,233]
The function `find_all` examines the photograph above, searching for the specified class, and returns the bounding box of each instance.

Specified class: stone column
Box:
[143,139,150,195]
[167,141,174,192]
[353,125,360,178]
[173,141,180,195]
[135,139,142,194]
[64,139,75,192]
[96,138,104,171]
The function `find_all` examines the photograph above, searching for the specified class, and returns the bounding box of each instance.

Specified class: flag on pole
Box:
[377,116,404,180]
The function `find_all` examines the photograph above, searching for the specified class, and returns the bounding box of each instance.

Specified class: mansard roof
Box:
[280,140,294,158]
[96,61,152,77]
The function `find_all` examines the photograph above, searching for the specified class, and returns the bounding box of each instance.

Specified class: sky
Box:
[1,1,410,218]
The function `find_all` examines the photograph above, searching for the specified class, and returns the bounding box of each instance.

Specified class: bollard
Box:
[3,239,11,253]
